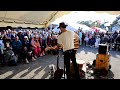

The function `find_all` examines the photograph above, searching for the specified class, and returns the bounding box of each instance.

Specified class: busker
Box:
[53,22,80,79]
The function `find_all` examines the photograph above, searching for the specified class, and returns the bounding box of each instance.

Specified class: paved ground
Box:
[0,45,120,79]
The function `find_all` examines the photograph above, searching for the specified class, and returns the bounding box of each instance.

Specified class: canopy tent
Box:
[96,28,107,33]
[0,11,71,28]
[52,26,60,33]
[52,22,92,33]
[91,27,107,33]
[52,23,78,33]
[95,11,120,15]
[0,11,120,28]
[76,24,92,32]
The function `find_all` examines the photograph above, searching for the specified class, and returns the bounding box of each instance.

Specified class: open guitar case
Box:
[54,50,66,79]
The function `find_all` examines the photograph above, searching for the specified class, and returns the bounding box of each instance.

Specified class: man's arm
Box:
[51,35,63,50]
[51,42,63,50]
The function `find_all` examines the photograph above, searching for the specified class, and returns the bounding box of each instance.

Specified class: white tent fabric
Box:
[52,22,92,33]
[94,27,107,33]
[76,24,92,32]
[52,23,77,33]
[104,22,112,26]
[0,11,120,28]
[52,26,60,33]
[0,11,71,28]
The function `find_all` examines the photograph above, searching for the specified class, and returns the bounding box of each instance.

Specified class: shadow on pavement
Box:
[0,46,118,79]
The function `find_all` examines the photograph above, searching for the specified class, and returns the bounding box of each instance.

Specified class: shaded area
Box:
[0,53,64,79]
[0,46,119,79]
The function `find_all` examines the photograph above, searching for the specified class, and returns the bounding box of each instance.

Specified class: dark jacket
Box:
[22,40,31,52]
[47,37,52,46]
[11,40,22,51]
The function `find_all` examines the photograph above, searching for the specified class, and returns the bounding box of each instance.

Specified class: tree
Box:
[111,15,120,27]
[77,20,101,27]
[77,20,93,27]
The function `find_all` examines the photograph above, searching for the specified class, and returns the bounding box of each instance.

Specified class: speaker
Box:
[98,44,108,54]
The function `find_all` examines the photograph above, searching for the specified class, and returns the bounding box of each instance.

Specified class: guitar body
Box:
[54,68,63,79]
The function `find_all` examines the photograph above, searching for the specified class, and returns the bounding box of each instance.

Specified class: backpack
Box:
[4,49,18,66]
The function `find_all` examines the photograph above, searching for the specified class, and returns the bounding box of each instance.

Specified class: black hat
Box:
[57,22,68,29]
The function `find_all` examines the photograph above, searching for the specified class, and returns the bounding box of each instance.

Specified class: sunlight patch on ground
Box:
[76,51,96,63]
[11,68,30,79]
[20,66,42,79]
[32,66,47,79]
[0,71,13,79]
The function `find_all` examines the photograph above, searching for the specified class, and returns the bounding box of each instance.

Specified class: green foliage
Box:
[111,15,120,26]
[77,20,101,27]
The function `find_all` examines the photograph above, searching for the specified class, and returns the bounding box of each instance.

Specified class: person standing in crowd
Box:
[84,35,89,46]
[54,22,80,79]
[82,32,85,45]
[95,35,101,48]
[112,31,118,39]
[90,35,96,47]
[100,32,104,43]
[114,34,120,51]
[102,35,109,44]
[17,30,24,42]
[78,29,82,45]
[0,39,5,65]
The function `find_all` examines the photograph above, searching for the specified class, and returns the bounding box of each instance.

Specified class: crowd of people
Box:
[75,29,120,50]
[0,28,60,66]
[0,27,120,67]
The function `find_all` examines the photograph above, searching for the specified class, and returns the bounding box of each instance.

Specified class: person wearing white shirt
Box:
[56,22,79,79]
[95,35,101,48]
[84,36,89,46]
[78,30,82,45]
[0,40,4,55]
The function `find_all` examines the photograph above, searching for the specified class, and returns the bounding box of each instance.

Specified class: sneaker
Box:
[40,54,43,56]
[32,57,36,61]
[34,56,37,58]
[25,59,29,64]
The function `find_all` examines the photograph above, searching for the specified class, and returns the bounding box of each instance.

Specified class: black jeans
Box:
[63,49,80,79]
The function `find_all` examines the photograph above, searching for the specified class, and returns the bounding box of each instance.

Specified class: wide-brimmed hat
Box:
[57,22,68,29]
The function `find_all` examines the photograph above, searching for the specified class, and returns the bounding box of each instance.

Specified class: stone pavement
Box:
[0,46,120,79]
